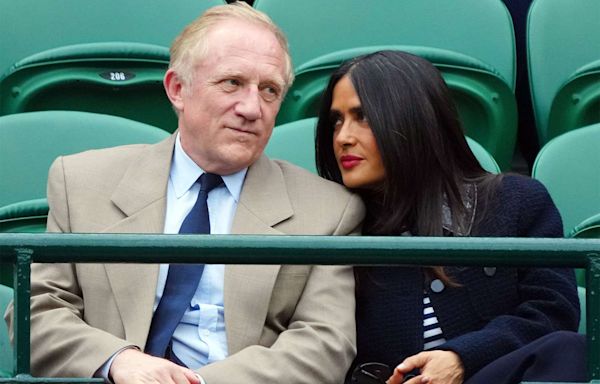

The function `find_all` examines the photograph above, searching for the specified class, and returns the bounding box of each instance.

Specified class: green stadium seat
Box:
[0,284,13,377]
[532,123,600,236]
[265,118,318,174]
[0,198,48,285]
[0,111,170,209]
[467,137,501,174]
[570,213,600,239]
[0,111,169,287]
[255,0,516,88]
[547,60,600,142]
[527,0,600,144]
[276,46,517,170]
[265,117,500,175]
[0,199,48,234]
[0,0,225,75]
[569,213,600,288]
[0,42,176,132]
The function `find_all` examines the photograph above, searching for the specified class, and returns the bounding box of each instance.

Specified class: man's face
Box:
[169,19,287,175]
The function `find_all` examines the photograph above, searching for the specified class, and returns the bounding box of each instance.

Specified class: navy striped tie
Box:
[144,173,223,361]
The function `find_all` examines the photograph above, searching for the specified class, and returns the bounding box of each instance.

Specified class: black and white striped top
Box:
[423,295,447,350]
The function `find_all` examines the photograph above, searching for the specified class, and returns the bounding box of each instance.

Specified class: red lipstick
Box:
[340,155,362,169]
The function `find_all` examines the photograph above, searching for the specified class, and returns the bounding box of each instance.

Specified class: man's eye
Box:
[261,85,280,101]
[222,79,241,90]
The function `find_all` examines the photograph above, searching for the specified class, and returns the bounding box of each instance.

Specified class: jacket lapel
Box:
[103,134,175,346]
[231,155,293,233]
[102,148,294,351]
[108,134,175,230]
[225,155,292,352]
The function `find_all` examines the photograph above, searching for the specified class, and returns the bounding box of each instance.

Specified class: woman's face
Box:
[331,75,386,189]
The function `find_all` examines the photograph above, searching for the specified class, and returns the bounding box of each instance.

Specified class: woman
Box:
[315,51,585,384]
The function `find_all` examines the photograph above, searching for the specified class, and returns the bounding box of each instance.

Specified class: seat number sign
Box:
[100,71,135,81]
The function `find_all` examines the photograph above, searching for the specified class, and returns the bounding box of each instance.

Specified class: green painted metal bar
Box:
[0,375,101,383]
[588,255,600,379]
[0,234,598,266]
[0,233,599,382]
[12,250,31,376]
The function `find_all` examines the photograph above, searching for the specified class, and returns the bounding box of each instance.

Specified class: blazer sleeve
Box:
[439,177,579,378]
[5,157,138,378]
[197,195,363,384]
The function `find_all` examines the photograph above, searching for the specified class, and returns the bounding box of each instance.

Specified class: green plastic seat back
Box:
[465,137,501,174]
[265,117,500,175]
[569,213,600,239]
[255,0,516,87]
[0,198,49,286]
[0,42,177,132]
[547,60,600,142]
[265,118,319,174]
[0,0,225,75]
[572,211,597,290]
[0,284,13,377]
[0,199,48,234]
[527,0,600,144]
[277,46,516,169]
[532,123,600,236]
[563,150,600,291]
[0,111,170,208]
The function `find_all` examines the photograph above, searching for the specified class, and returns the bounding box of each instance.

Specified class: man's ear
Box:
[164,69,185,112]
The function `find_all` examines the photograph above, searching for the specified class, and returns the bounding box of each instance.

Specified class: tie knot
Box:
[199,173,223,193]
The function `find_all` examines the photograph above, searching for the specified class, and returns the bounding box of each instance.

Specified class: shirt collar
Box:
[170,133,247,202]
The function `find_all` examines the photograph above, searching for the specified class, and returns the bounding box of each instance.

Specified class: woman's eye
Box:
[356,110,367,123]
[332,115,343,130]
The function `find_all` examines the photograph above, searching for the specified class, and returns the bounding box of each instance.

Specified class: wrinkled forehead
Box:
[202,19,290,84]
[200,20,287,85]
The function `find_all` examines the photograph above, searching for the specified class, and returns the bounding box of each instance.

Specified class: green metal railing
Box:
[1,233,599,383]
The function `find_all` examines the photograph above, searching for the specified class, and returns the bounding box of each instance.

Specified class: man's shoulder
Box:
[267,158,365,233]
[271,159,356,198]
[49,137,173,198]
[61,143,152,168]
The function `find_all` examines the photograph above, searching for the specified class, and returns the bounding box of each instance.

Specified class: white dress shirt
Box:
[99,134,247,380]
[159,133,246,368]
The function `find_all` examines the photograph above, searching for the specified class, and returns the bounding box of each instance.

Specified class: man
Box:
[5,3,364,384]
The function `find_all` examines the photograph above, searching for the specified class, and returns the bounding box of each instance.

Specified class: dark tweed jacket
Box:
[352,175,579,380]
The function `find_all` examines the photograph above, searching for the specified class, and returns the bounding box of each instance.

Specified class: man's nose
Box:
[234,87,262,121]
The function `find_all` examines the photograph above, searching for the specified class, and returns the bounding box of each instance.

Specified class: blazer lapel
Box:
[102,134,176,346]
[104,263,159,346]
[108,134,175,232]
[231,155,294,233]
[224,265,280,354]
[225,155,292,352]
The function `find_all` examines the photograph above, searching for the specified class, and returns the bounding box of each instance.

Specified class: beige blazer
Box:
[5,134,364,384]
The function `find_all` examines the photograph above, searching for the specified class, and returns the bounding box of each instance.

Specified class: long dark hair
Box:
[315,51,500,282]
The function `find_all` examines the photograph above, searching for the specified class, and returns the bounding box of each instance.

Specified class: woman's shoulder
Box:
[481,174,563,237]
[498,173,547,195]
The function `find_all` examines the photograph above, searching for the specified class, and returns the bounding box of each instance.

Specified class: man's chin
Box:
[207,150,261,175]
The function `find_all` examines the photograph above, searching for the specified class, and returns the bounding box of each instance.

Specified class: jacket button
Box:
[430,279,445,293]
[483,267,497,277]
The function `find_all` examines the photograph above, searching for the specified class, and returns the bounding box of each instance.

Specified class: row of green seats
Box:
[1,112,596,242]
[0,0,596,170]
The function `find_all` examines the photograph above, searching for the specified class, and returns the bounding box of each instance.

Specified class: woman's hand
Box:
[386,350,464,384]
